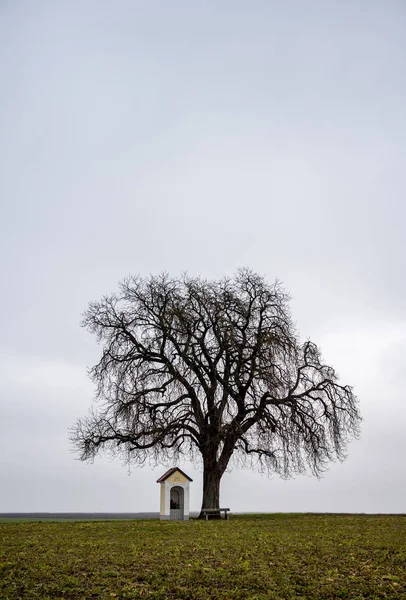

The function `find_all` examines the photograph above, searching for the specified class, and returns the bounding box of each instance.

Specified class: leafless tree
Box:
[71,269,361,516]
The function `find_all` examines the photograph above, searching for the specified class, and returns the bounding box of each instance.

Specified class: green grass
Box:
[1,514,405,599]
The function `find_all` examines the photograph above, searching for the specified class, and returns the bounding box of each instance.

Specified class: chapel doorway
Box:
[170,486,184,520]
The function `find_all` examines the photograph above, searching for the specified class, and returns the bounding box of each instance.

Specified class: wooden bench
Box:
[201,508,230,520]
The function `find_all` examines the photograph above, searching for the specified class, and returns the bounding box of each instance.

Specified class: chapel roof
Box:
[156,467,193,483]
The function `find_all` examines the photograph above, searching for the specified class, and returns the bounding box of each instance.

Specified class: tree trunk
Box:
[198,459,222,519]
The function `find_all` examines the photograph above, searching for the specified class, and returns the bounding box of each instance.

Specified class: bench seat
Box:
[201,508,230,520]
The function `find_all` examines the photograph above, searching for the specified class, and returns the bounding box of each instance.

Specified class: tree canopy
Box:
[71,269,361,514]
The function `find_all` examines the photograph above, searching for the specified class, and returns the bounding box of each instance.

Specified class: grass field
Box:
[1,514,405,599]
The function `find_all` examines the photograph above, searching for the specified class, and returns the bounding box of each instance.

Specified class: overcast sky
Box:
[1,0,405,514]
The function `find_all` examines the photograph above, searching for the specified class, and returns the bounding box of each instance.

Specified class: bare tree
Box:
[71,269,360,516]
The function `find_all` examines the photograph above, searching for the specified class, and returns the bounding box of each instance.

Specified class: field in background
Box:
[1,514,405,599]
[0,513,162,523]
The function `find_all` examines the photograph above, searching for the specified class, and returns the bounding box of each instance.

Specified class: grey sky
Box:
[1,0,405,513]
